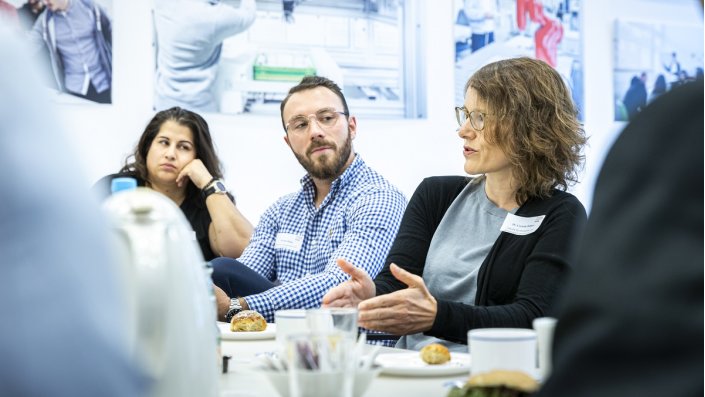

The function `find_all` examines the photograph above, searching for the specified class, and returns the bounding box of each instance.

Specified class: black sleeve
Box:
[374,176,467,295]
[427,194,587,344]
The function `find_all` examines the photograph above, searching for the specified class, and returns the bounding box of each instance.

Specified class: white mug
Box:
[468,328,537,377]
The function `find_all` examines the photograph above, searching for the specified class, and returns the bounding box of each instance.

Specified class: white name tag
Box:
[275,233,304,252]
[500,213,545,236]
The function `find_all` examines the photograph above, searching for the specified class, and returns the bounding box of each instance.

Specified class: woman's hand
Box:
[322,258,376,308]
[357,263,437,335]
[176,159,212,189]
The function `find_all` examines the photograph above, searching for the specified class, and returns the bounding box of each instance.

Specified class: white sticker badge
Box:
[275,233,304,252]
[500,213,546,236]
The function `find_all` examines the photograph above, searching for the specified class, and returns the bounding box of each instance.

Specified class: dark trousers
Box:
[210,257,278,298]
[69,81,111,104]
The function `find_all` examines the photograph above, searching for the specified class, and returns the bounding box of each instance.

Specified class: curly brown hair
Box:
[465,57,586,204]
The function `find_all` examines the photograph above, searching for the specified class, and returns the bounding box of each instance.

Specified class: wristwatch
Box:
[225,298,243,322]
[202,178,228,200]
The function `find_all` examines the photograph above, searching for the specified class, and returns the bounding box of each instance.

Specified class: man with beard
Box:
[211,76,407,322]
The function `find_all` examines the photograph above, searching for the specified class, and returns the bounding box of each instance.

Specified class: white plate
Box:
[374,352,471,377]
[217,322,276,341]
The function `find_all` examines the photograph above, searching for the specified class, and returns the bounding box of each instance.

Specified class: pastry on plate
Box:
[230,310,267,332]
[419,343,451,365]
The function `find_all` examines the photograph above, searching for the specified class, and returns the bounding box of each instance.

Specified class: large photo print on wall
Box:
[613,18,704,122]
[454,0,583,120]
[152,0,426,119]
[3,0,113,105]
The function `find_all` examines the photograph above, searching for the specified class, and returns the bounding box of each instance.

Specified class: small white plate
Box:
[217,322,276,341]
[375,352,471,377]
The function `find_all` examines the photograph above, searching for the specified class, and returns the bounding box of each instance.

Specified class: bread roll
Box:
[466,370,538,392]
[230,310,267,332]
[420,343,451,365]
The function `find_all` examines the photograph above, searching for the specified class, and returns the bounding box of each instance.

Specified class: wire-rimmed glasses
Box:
[285,109,348,135]
[455,106,491,131]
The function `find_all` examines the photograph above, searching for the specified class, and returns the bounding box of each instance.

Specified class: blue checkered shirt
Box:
[239,155,407,321]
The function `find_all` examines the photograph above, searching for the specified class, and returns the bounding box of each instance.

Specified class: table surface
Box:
[218,337,467,397]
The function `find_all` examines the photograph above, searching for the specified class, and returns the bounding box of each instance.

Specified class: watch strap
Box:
[225,297,242,322]
[202,178,227,200]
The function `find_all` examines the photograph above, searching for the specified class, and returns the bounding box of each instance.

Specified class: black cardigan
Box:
[374,176,587,345]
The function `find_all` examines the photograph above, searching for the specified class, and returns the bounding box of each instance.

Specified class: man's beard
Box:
[293,130,353,180]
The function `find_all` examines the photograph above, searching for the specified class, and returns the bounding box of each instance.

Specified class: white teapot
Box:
[102,188,218,397]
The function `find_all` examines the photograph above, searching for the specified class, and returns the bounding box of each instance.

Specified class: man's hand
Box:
[357,264,437,335]
[322,258,376,308]
[213,284,230,322]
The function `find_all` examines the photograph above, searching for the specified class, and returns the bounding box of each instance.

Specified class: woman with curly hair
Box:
[323,57,587,352]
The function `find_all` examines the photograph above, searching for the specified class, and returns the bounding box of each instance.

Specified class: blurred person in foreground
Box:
[0,0,18,25]
[323,57,587,351]
[93,107,253,261]
[536,68,704,397]
[211,76,407,323]
[17,0,45,30]
[0,28,146,396]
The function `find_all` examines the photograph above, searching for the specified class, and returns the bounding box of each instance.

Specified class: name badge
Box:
[500,213,545,236]
[275,233,304,252]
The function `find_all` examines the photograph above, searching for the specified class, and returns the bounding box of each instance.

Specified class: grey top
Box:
[53,0,109,94]
[396,179,515,352]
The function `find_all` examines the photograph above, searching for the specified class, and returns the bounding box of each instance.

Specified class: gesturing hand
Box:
[321,258,376,308]
[357,263,437,335]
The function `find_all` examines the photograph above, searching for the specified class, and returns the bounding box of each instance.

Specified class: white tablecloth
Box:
[219,338,465,397]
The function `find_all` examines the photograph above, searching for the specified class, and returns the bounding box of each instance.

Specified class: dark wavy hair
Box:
[121,107,223,198]
[279,75,350,132]
[465,57,586,204]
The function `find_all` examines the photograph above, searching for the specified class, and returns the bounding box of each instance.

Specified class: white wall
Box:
[59,0,703,222]
[577,0,704,210]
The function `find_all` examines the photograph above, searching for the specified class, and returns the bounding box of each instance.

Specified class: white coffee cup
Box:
[275,309,308,351]
[468,328,537,377]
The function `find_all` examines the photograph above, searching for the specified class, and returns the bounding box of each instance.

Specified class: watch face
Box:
[216,181,226,191]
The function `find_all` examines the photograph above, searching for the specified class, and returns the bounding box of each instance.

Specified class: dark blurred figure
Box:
[621,75,647,120]
[17,0,45,30]
[0,27,147,397]
[649,73,667,102]
[537,78,704,397]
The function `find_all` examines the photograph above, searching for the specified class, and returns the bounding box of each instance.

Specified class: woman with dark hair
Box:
[323,57,587,352]
[94,107,252,260]
[622,75,647,121]
[650,74,667,102]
